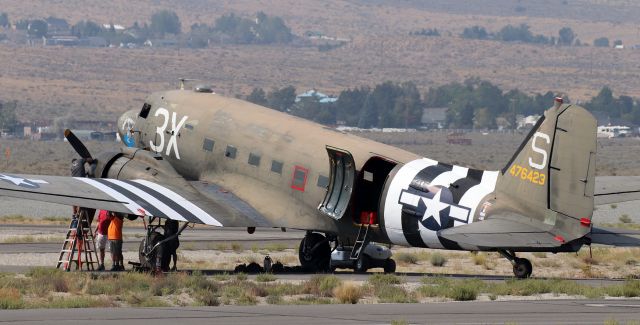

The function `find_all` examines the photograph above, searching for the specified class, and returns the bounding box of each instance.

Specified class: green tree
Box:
[370,81,401,127]
[461,26,489,40]
[246,88,268,106]
[213,12,292,44]
[254,11,292,44]
[390,82,423,128]
[336,87,370,126]
[15,19,29,30]
[214,13,242,33]
[447,96,475,128]
[617,95,634,118]
[473,107,494,129]
[188,23,211,48]
[558,27,575,46]
[27,20,48,38]
[497,24,534,43]
[267,86,296,112]
[594,37,609,47]
[71,20,102,38]
[358,95,377,128]
[586,86,613,112]
[150,10,181,37]
[0,13,9,28]
[0,100,18,133]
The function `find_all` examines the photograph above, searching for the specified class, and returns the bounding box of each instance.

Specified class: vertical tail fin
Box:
[497,99,597,223]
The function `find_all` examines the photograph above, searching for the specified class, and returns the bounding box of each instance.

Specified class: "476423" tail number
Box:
[509,164,546,185]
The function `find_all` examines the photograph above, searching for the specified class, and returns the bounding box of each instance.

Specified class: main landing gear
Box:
[499,250,532,279]
[298,232,397,274]
[299,232,331,272]
[139,217,188,273]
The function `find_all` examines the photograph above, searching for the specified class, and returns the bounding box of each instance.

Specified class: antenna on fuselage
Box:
[178,78,200,90]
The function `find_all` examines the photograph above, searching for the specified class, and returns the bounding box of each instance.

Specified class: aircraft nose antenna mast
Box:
[554,96,563,108]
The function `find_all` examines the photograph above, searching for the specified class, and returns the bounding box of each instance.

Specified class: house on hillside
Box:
[44,35,79,46]
[102,24,126,32]
[46,17,70,36]
[144,38,178,48]
[295,89,338,103]
[516,115,540,130]
[421,107,447,129]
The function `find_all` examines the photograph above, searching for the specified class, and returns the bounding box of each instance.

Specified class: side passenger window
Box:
[225,145,237,159]
[291,166,308,191]
[203,138,214,151]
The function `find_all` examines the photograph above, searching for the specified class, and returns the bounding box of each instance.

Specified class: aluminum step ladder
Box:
[350,223,371,260]
[56,211,98,271]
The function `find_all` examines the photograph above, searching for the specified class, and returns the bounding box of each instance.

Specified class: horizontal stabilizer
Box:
[438,218,561,249]
[594,176,640,205]
[590,227,640,247]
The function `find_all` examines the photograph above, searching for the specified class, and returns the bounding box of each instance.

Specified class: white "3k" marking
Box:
[149,108,188,159]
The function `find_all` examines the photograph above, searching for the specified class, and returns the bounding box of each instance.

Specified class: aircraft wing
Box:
[437,218,562,248]
[595,176,640,205]
[0,173,271,227]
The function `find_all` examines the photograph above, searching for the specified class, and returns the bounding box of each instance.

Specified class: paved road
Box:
[1,300,639,324]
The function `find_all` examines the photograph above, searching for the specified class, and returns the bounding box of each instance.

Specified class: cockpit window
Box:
[139,103,152,118]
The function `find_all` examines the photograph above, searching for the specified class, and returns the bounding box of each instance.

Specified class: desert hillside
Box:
[0,0,639,121]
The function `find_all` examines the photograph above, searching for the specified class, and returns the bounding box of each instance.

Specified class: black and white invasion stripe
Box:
[383,158,498,249]
[75,177,223,227]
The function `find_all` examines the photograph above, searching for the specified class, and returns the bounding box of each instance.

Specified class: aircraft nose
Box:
[118,110,138,147]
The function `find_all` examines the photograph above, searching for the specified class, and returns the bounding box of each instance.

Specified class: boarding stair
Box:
[350,223,371,260]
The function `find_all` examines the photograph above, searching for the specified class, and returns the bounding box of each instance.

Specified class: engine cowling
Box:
[93,147,188,187]
[379,158,498,249]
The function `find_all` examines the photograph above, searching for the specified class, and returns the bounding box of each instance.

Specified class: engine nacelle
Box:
[93,147,188,187]
[379,158,498,249]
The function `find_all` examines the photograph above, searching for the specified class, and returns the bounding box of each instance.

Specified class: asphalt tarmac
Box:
[1,300,639,324]
[0,225,304,253]
[0,224,633,287]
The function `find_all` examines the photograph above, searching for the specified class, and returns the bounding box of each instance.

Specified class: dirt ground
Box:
[1,245,639,280]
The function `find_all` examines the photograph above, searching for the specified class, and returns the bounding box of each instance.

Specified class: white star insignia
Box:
[421,189,450,226]
[0,174,48,187]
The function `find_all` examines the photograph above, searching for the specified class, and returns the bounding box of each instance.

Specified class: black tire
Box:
[513,257,533,279]
[298,233,331,272]
[384,258,396,274]
[354,254,369,273]
[139,232,169,271]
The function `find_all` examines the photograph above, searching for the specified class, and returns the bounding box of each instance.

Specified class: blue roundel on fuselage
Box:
[123,134,135,147]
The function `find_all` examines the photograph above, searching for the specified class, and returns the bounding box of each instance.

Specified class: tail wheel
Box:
[298,233,330,272]
[383,258,396,274]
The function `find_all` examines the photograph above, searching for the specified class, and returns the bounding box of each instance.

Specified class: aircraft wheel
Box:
[383,258,396,274]
[354,254,369,273]
[139,231,165,270]
[512,257,532,279]
[298,233,330,272]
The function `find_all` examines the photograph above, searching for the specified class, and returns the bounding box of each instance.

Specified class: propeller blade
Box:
[64,129,92,159]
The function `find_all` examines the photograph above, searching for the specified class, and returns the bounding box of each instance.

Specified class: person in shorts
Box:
[95,210,111,271]
[108,212,124,271]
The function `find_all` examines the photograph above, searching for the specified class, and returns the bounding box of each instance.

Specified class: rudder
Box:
[497,99,597,222]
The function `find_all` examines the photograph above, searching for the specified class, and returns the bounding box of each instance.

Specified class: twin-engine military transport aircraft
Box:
[2,84,640,277]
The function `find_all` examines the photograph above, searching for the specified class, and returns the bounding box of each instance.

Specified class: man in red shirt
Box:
[95,210,111,271]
